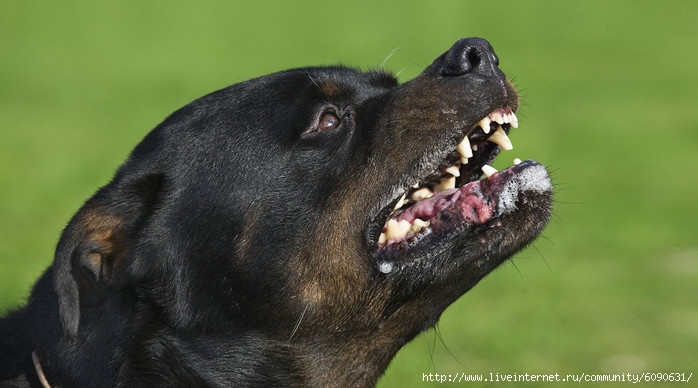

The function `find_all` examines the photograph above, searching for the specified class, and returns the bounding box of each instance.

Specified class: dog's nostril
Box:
[440,37,497,78]
[466,47,481,70]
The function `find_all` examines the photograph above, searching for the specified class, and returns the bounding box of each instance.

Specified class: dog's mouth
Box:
[368,107,552,271]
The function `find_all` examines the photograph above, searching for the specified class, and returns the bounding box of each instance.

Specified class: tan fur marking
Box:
[78,207,127,275]
[319,81,342,99]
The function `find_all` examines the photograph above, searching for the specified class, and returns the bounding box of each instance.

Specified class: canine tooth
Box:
[378,233,387,244]
[393,193,406,211]
[411,219,430,233]
[456,136,473,163]
[385,219,412,240]
[513,158,522,165]
[488,127,513,150]
[445,165,460,177]
[411,187,434,202]
[434,175,456,193]
[482,164,498,178]
[478,116,491,134]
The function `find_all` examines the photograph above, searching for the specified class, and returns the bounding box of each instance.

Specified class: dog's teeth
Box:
[411,187,434,202]
[478,117,491,134]
[482,164,498,178]
[384,219,412,240]
[508,113,518,128]
[502,111,515,125]
[445,165,460,177]
[392,193,406,212]
[488,127,513,150]
[479,109,518,133]
[411,219,430,234]
[456,136,473,163]
[380,218,430,245]
[492,111,504,125]
[513,158,522,165]
[434,175,456,193]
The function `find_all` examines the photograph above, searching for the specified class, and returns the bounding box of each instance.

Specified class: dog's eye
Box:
[318,112,340,132]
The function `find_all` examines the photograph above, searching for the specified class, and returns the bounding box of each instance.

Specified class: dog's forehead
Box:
[305,66,398,101]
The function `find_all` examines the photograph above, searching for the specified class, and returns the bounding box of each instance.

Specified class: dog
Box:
[0,37,553,387]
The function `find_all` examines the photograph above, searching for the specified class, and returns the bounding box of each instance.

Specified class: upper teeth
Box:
[488,127,513,150]
[478,108,518,132]
[478,116,492,134]
[411,187,434,202]
[457,108,517,164]
[456,136,473,163]
[444,165,460,177]
[392,193,407,212]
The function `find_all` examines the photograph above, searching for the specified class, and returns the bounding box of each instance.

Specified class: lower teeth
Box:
[482,164,498,178]
[434,175,456,193]
[379,218,430,245]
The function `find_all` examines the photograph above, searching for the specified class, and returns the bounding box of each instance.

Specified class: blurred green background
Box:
[1,1,696,386]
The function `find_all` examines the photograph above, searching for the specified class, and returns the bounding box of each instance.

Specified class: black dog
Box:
[0,38,553,387]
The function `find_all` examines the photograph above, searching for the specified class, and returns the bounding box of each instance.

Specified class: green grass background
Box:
[1,1,696,386]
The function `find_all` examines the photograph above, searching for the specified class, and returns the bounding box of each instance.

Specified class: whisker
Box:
[288,303,310,343]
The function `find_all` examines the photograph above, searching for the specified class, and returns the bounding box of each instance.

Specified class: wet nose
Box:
[440,37,500,77]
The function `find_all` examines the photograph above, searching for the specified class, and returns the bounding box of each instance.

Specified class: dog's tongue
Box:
[391,180,494,226]
[378,161,552,250]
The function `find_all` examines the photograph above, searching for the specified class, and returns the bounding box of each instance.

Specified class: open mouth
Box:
[369,107,552,269]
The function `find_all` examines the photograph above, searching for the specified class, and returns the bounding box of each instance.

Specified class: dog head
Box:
[53,38,552,385]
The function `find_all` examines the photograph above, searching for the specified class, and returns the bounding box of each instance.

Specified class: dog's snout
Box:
[440,38,499,77]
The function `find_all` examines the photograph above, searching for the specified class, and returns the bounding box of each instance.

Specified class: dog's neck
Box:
[291,337,403,387]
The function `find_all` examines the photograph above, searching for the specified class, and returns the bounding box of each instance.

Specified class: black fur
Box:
[1,38,553,387]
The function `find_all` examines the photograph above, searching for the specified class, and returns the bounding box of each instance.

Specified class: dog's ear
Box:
[54,172,165,338]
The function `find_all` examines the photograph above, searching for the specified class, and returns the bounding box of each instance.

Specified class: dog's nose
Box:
[440,38,500,77]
